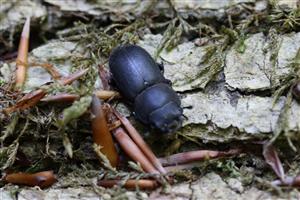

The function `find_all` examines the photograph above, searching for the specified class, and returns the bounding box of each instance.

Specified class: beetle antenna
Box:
[181,114,188,120]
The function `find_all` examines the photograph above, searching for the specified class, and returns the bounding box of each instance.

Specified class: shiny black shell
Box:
[109,45,183,133]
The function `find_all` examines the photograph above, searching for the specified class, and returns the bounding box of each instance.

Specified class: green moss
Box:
[268,5,300,32]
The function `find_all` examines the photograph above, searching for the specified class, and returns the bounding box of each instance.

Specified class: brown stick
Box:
[3,89,46,114]
[272,175,300,187]
[41,93,79,102]
[294,176,300,187]
[30,62,62,80]
[159,149,242,167]
[164,162,202,172]
[113,110,166,174]
[97,179,159,190]
[15,17,30,90]
[4,69,88,114]
[94,90,120,100]
[4,171,57,188]
[112,127,159,174]
[263,143,285,181]
[91,95,119,167]
[59,68,88,85]
[41,90,119,103]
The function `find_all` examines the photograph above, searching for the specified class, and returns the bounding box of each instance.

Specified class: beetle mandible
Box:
[109,45,183,133]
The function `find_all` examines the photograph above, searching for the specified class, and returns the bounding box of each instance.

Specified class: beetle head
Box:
[149,102,183,133]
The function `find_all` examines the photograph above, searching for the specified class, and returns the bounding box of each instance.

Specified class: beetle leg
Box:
[91,95,119,167]
[157,62,172,85]
[113,109,166,174]
[162,78,172,86]
[156,62,174,86]
[15,17,30,90]
[157,62,164,73]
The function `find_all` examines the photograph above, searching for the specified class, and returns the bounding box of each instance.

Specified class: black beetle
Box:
[109,44,183,133]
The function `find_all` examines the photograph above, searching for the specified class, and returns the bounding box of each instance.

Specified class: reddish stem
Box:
[91,95,119,167]
[41,93,79,102]
[4,69,88,114]
[159,149,241,167]
[98,179,159,190]
[112,127,159,174]
[15,17,30,90]
[4,171,57,188]
[113,109,166,174]
[272,175,300,187]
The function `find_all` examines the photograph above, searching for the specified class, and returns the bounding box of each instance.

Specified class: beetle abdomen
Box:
[109,45,165,101]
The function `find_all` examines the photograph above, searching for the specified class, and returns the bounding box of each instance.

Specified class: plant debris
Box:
[3,170,57,188]
[1,0,300,199]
